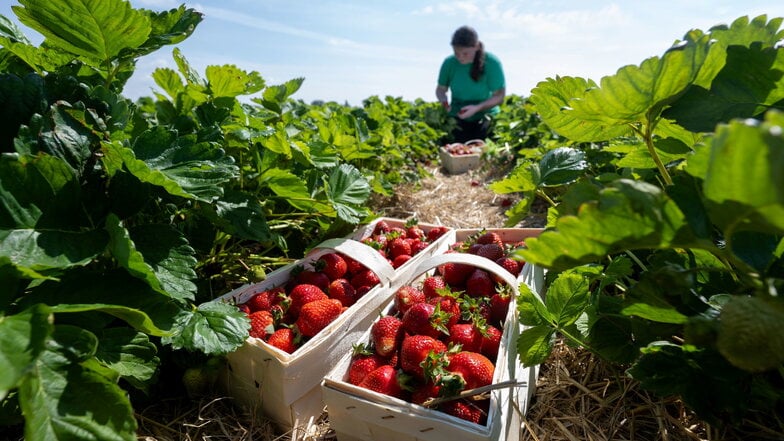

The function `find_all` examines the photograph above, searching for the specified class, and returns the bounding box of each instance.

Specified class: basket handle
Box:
[311,238,396,285]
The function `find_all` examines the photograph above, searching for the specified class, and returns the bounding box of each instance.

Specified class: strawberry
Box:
[287,284,328,318]
[295,298,344,337]
[475,243,504,262]
[372,220,391,235]
[245,287,281,312]
[248,310,274,339]
[489,291,511,326]
[348,345,389,385]
[440,398,488,425]
[402,302,443,338]
[422,275,447,298]
[371,316,404,357]
[343,255,365,275]
[442,351,495,392]
[479,325,502,361]
[465,269,496,298]
[447,323,483,353]
[410,381,441,406]
[394,285,425,315]
[350,269,380,290]
[426,226,449,242]
[315,252,347,281]
[295,270,330,292]
[266,327,297,353]
[406,225,425,240]
[428,296,460,332]
[494,256,521,278]
[388,237,412,259]
[392,254,412,269]
[476,231,503,248]
[439,260,473,286]
[328,278,358,307]
[358,365,405,398]
[410,239,429,255]
[400,335,447,379]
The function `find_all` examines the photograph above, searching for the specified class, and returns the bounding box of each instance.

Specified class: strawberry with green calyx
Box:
[295,298,344,337]
[358,365,411,399]
[371,315,404,357]
[388,237,412,259]
[400,334,447,379]
[244,286,285,312]
[402,302,450,338]
[315,252,348,281]
[267,327,299,354]
[248,310,275,339]
[428,296,460,333]
[489,289,512,326]
[404,218,425,240]
[348,343,389,385]
[475,230,503,248]
[422,275,447,298]
[439,351,495,396]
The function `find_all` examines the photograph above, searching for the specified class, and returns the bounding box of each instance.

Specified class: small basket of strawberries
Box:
[439,139,486,174]
[321,247,540,441]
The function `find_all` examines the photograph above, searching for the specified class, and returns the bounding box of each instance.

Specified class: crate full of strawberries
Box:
[439,139,485,174]
[321,251,538,441]
[215,237,398,430]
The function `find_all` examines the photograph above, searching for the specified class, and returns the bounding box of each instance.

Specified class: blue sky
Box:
[3,1,783,104]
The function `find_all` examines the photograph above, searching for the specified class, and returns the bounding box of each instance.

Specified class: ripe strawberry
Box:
[440,398,488,425]
[295,298,344,337]
[371,316,404,357]
[447,324,483,353]
[439,260,473,286]
[343,255,364,275]
[315,252,348,281]
[489,291,511,326]
[475,243,504,262]
[266,327,297,354]
[428,296,460,332]
[394,285,425,315]
[400,335,447,379]
[245,287,281,312]
[295,270,330,292]
[348,346,389,385]
[476,231,503,248]
[410,381,441,406]
[494,256,521,278]
[406,225,425,240]
[392,254,412,268]
[287,284,328,318]
[350,269,380,290]
[372,220,391,235]
[328,278,358,307]
[465,269,496,298]
[422,275,447,298]
[479,325,502,361]
[402,302,443,338]
[358,365,405,398]
[248,310,274,339]
[426,226,449,242]
[410,239,429,255]
[443,351,495,392]
[388,237,412,259]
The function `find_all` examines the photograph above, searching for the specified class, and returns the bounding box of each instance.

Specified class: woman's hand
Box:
[457,104,480,119]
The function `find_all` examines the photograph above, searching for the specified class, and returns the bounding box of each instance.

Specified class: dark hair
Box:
[451,25,485,81]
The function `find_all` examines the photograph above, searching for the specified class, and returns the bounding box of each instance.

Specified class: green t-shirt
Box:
[438,51,505,122]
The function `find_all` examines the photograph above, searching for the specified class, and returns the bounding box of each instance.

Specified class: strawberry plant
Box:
[504,14,784,430]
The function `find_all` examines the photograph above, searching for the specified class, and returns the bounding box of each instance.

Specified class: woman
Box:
[436,25,506,144]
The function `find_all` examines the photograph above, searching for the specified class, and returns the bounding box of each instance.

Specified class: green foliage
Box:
[504,14,784,428]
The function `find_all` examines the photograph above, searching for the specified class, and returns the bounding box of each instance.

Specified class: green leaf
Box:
[13,0,151,64]
[260,127,293,157]
[0,228,107,272]
[132,5,203,58]
[0,72,46,146]
[327,164,371,224]
[534,147,588,186]
[163,301,250,355]
[206,64,265,98]
[38,102,98,176]
[489,164,537,194]
[106,214,165,295]
[517,280,549,326]
[152,67,184,100]
[94,328,159,391]
[49,304,170,337]
[546,269,592,327]
[207,190,281,245]
[18,325,137,441]
[0,305,52,400]
[615,138,691,169]
[516,325,555,366]
[698,111,784,235]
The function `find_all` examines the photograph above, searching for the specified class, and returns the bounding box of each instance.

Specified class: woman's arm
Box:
[457,87,506,119]
[436,85,450,110]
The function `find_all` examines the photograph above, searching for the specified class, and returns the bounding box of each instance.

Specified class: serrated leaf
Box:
[94,328,159,391]
[0,304,52,400]
[131,5,203,58]
[163,301,250,355]
[489,163,536,194]
[516,325,555,366]
[516,281,549,326]
[209,190,283,246]
[18,325,137,441]
[546,269,592,327]
[206,64,265,98]
[536,147,588,186]
[151,67,184,101]
[129,223,197,302]
[106,214,165,295]
[0,229,107,272]
[327,164,370,224]
[49,303,170,337]
[13,0,151,64]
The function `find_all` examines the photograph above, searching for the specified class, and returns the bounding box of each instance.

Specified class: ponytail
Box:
[470,42,485,81]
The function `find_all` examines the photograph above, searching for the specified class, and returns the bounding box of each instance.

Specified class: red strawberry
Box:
[422,275,447,298]
[439,260,473,287]
[328,278,358,307]
[400,335,447,379]
[244,288,275,312]
[295,270,330,292]
[348,346,389,385]
[489,291,511,326]
[494,257,521,278]
[371,316,404,357]
[388,237,412,259]
[410,381,442,406]
[447,324,483,353]
[248,310,274,339]
[287,284,328,317]
[465,269,496,298]
[426,226,449,242]
[476,243,504,262]
[394,285,425,315]
[358,365,405,398]
[476,231,503,248]
[440,398,488,425]
[295,298,344,337]
[443,351,495,392]
[350,269,380,290]
[343,255,365,275]
[315,252,348,280]
[266,327,297,353]
[372,220,391,235]
[479,325,502,361]
[428,296,460,332]
[406,225,425,240]
[402,302,443,338]
[410,239,429,255]
[392,254,412,268]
